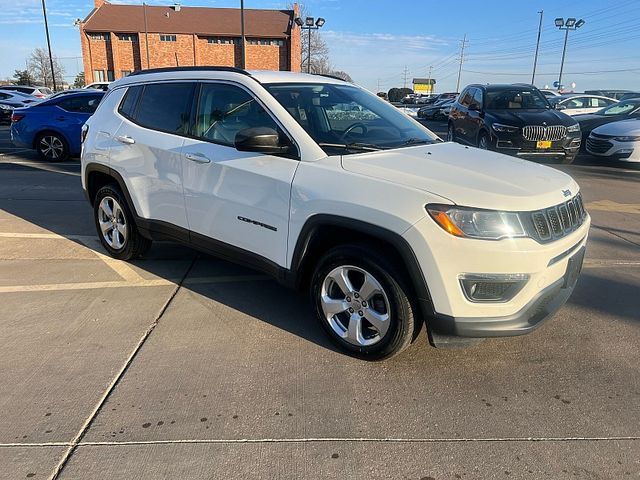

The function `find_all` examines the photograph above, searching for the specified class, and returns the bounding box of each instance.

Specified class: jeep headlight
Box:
[567,123,580,133]
[427,204,527,240]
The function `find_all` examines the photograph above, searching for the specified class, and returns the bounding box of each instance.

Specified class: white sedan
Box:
[551,95,618,116]
[586,118,640,162]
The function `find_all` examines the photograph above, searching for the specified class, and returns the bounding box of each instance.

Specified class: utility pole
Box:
[240,0,246,69]
[143,2,150,69]
[427,65,433,94]
[532,10,544,85]
[41,0,57,90]
[402,65,409,89]
[377,78,381,93]
[456,34,467,93]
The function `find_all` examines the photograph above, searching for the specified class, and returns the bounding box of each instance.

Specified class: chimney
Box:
[94,0,107,8]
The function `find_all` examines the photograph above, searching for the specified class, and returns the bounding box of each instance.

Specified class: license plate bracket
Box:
[537,140,552,149]
[563,247,585,289]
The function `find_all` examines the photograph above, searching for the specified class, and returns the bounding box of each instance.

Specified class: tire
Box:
[447,122,456,142]
[477,132,491,150]
[310,244,416,360]
[36,132,69,162]
[94,184,151,260]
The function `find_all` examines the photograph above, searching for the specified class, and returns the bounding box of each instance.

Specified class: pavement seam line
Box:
[2,436,639,450]
[592,224,640,248]
[46,254,198,480]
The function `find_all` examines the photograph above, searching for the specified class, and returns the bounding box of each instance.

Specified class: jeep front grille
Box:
[527,192,587,242]
[522,125,567,142]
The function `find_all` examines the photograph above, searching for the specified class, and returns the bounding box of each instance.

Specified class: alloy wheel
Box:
[97,196,127,250]
[320,265,391,347]
[39,135,64,159]
[447,125,455,142]
[478,135,489,149]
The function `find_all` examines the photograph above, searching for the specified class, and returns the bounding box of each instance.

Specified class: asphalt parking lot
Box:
[0,123,639,480]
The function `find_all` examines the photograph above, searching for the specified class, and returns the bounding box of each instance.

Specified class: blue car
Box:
[11,91,104,161]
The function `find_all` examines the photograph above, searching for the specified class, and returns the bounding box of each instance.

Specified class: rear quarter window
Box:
[118,85,143,120]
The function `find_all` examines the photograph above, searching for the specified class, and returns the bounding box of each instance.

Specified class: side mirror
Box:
[468,103,480,112]
[235,127,292,155]
[554,103,566,110]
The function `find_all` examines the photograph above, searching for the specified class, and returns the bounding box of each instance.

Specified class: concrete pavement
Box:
[0,126,638,479]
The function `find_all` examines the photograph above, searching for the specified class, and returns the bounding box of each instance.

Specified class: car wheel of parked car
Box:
[311,244,416,360]
[447,123,456,142]
[36,132,68,162]
[478,132,490,150]
[94,184,151,260]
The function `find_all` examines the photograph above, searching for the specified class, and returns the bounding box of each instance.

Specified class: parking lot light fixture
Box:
[295,15,326,74]
[556,17,585,91]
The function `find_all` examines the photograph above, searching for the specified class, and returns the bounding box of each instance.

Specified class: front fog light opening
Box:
[459,273,529,303]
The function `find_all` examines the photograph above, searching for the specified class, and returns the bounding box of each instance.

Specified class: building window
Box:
[89,32,110,41]
[160,34,177,42]
[93,70,106,82]
[121,70,132,77]
[247,38,284,46]
[107,71,115,81]
[117,33,137,41]
[207,37,240,45]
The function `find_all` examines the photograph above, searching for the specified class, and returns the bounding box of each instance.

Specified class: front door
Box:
[181,82,299,267]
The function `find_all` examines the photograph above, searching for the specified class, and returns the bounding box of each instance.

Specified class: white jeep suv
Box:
[81,67,590,360]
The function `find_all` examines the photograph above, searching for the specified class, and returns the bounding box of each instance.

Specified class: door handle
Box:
[185,152,211,164]
[116,135,135,145]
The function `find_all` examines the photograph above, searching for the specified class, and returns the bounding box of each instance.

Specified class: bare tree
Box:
[27,48,65,89]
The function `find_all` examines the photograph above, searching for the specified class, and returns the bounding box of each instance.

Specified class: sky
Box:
[0,0,639,93]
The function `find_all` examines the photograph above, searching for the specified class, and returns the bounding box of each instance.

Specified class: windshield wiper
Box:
[398,138,436,147]
[317,142,386,152]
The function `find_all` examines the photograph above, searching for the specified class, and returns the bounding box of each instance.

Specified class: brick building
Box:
[79,0,301,84]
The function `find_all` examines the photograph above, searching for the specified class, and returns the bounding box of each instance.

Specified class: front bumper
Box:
[586,135,640,162]
[403,211,590,337]
[492,131,581,159]
[429,246,584,336]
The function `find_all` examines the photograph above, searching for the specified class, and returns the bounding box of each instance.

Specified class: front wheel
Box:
[311,245,416,360]
[94,184,151,260]
[478,132,490,150]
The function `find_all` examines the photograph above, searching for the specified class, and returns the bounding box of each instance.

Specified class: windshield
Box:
[485,88,550,110]
[265,83,439,155]
[600,100,640,116]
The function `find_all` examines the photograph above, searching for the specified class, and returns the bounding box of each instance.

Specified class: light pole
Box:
[41,0,57,91]
[240,0,246,69]
[555,17,585,91]
[295,16,325,73]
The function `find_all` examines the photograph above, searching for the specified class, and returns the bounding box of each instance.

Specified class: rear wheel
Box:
[311,244,416,360]
[36,132,68,162]
[94,184,151,260]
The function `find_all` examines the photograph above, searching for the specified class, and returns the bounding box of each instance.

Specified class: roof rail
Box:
[315,73,348,82]
[128,66,251,77]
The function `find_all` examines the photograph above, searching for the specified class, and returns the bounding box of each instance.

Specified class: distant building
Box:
[413,78,436,94]
[79,0,301,84]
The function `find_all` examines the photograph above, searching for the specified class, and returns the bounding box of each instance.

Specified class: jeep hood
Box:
[341,142,579,211]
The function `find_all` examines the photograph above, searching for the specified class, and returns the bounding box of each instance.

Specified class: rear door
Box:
[55,94,103,153]
[180,81,300,267]
[110,82,194,231]
[458,88,476,144]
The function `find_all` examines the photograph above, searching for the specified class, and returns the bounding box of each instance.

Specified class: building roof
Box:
[83,4,294,38]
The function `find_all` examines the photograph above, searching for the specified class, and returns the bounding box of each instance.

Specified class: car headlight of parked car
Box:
[0,104,11,110]
[491,123,519,133]
[567,123,581,133]
[613,135,640,142]
[426,204,527,240]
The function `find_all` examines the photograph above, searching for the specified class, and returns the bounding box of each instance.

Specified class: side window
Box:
[472,88,483,109]
[58,95,102,113]
[459,88,474,108]
[565,98,585,109]
[194,83,283,147]
[135,83,195,135]
[118,85,143,120]
[0,93,9,100]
